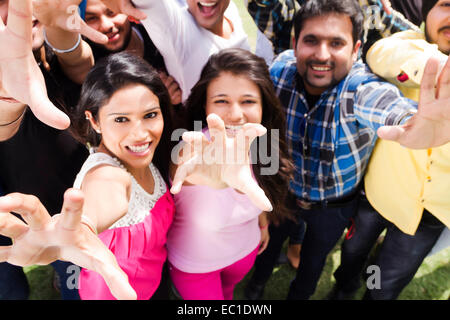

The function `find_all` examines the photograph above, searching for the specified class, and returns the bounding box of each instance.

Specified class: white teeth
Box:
[225,125,243,131]
[128,143,149,153]
[199,2,217,7]
[312,66,331,71]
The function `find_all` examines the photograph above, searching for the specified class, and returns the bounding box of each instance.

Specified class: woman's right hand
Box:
[0,188,137,300]
[171,113,273,212]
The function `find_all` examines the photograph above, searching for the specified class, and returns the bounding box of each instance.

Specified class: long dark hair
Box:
[185,48,295,224]
[70,52,173,181]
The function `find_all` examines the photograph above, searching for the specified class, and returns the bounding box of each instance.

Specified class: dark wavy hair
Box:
[70,52,173,181]
[184,48,295,224]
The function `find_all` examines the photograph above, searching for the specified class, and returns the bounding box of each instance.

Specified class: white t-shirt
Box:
[133,0,251,102]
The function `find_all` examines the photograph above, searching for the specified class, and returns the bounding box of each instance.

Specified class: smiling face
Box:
[186,0,230,36]
[294,13,360,96]
[205,72,263,135]
[85,0,131,52]
[87,84,164,176]
[425,0,450,55]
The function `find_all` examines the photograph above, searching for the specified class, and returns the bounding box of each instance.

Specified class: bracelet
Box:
[43,29,81,54]
[259,224,269,230]
[0,108,26,127]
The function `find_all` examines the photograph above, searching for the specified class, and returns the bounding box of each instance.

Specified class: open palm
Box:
[0,189,137,300]
[33,0,108,44]
[0,0,70,129]
[377,56,450,149]
[171,113,273,212]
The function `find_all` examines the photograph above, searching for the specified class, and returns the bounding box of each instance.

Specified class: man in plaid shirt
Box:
[244,0,447,300]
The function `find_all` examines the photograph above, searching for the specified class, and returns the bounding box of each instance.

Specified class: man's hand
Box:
[33,0,108,44]
[0,189,137,300]
[377,56,450,149]
[100,0,146,20]
[159,71,182,106]
[171,113,273,212]
[0,0,70,129]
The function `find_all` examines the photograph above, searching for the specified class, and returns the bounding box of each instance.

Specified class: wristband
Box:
[43,29,81,54]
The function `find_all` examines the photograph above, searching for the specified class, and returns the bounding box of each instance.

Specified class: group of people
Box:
[0,0,448,301]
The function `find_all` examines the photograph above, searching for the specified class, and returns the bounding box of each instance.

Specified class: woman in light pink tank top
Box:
[167,49,294,300]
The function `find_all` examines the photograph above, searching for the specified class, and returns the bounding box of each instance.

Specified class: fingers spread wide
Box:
[436,56,450,100]
[60,188,85,231]
[419,57,439,107]
[0,212,29,239]
[6,0,32,44]
[0,193,50,231]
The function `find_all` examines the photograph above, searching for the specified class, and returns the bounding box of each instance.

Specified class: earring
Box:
[95,129,101,134]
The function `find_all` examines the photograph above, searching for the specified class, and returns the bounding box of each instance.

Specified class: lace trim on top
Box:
[74,152,166,229]
[109,157,167,229]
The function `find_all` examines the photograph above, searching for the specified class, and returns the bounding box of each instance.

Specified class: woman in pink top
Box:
[0,49,286,300]
[168,48,294,300]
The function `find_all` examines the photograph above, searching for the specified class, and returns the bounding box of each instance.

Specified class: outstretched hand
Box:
[171,113,273,212]
[100,0,146,20]
[0,0,70,129]
[377,56,450,149]
[33,0,108,44]
[0,189,137,300]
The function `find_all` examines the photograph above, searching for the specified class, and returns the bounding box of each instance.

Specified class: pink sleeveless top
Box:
[74,152,175,300]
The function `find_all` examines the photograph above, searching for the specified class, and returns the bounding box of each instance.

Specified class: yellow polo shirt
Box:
[364,31,450,235]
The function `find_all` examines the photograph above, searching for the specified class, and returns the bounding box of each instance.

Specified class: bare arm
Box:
[79,164,131,234]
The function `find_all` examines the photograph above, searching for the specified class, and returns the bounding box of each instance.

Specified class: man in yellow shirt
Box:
[330,0,450,300]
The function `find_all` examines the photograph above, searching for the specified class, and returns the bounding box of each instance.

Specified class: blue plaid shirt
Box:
[271,50,417,201]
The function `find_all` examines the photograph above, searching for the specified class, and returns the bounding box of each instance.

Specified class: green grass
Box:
[233,0,257,50]
[233,237,450,300]
[24,236,449,300]
[23,1,450,301]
